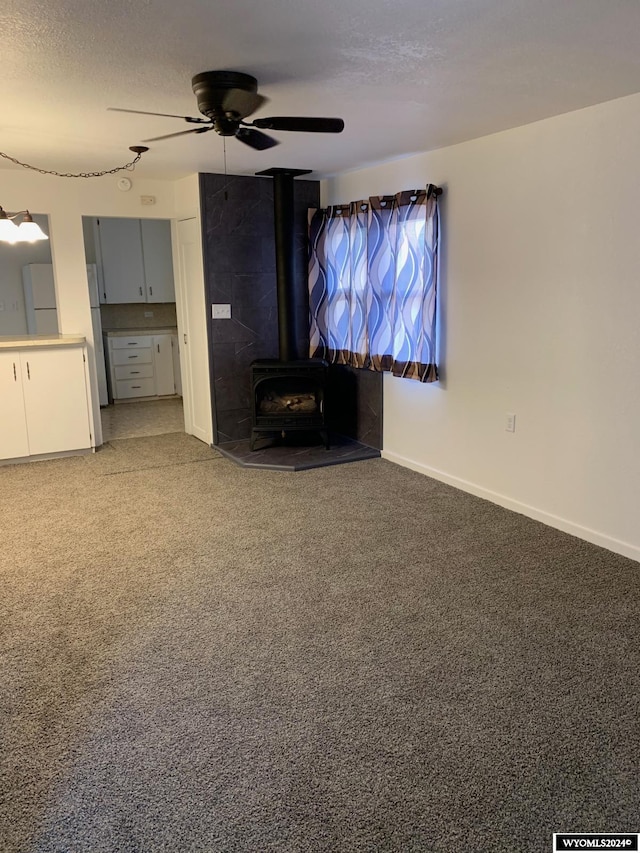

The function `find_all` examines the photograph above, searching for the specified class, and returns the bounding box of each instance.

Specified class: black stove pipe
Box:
[256,167,311,362]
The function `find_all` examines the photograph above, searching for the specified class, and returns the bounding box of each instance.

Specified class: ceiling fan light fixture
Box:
[109,70,344,153]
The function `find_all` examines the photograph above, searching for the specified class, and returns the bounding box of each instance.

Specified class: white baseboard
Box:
[382,450,640,564]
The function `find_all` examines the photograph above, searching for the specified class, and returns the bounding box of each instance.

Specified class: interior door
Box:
[176,217,212,444]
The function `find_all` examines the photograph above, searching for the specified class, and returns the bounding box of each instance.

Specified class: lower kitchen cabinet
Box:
[154,335,175,396]
[171,334,182,397]
[0,351,30,459]
[106,331,180,401]
[0,344,93,462]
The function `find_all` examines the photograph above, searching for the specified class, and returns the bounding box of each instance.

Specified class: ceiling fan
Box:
[109,70,345,151]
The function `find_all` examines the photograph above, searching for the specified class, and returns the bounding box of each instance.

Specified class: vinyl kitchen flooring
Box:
[101,398,184,441]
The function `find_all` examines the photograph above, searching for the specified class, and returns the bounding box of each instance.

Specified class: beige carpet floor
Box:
[1,433,638,852]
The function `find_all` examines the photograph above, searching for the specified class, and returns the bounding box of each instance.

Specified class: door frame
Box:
[172,216,213,445]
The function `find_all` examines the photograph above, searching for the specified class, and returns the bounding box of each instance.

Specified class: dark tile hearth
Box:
[216,433,381,471]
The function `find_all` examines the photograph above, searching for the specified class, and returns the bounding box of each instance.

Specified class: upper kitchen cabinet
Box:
[94,217,175,304]
[140,220,175,303]
[95,218,145,303]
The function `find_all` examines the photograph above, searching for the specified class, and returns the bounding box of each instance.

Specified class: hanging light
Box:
[0,145,148,244]
[0,207,20,243]
[0,207,49,243]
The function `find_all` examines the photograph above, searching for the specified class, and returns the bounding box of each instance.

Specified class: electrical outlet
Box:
[505,412,516,433]
[212,303,232,320]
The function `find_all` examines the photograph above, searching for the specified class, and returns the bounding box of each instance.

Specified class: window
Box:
[308,186,440,382]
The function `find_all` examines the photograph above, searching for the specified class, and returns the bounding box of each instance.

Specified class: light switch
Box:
[212,303,232,320]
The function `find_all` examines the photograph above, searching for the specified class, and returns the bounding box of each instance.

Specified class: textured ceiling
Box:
[3,0,640,180]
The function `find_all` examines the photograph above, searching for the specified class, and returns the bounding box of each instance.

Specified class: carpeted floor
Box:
[1,433,638,852]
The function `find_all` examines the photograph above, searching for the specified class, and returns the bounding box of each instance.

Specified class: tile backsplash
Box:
[100,303,177,330]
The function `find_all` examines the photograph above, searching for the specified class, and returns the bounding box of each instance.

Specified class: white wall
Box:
[324,92,640,562]
[0,170,178,444]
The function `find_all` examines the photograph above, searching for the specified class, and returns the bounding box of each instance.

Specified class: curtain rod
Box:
[378,185,443,200]
[319,185,444,214]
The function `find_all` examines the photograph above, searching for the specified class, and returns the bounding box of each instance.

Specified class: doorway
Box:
[101,398,184,441]
[82,215,186,443]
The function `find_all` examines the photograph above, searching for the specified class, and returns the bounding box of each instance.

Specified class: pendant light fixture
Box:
[0,208,49,244]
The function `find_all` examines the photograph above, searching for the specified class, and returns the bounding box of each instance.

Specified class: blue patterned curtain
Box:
[308,186,439,382]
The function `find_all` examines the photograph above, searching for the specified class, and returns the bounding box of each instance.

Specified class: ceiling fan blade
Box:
[221,91,268,119]
[142,126,214,143]
[252,116,344,133]
[235,127,279,150]
[108,107,208,124]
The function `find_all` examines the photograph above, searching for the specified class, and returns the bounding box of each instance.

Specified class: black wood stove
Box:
[250,358,328,451]
[250,168,329,451]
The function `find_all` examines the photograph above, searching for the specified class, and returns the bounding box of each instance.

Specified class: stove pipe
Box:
[256,167,312,362]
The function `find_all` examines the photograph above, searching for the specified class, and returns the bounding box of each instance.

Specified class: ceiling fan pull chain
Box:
[223,137,228,201]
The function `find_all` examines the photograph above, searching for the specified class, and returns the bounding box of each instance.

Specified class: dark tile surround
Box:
[199,171,383,451]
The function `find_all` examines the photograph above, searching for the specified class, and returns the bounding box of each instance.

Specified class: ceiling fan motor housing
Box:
[191,70,259,120]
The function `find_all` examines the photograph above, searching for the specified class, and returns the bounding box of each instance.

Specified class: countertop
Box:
[103,327,178,337]
[0,334,86,349]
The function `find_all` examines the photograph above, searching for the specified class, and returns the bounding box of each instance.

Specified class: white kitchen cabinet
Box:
[96,218,147,304]
[95,218,175,304]
[106,331,179,400]
[21,348,92,455]
[0,352,30,460]
[0,343,93,462]
[171,334,182,397]
[141,220,175,302]
[153,335,175,396]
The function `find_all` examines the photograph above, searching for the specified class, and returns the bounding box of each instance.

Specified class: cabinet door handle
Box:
[130,370,140,374]
[149,286,153,296]
[13,362,17,381]
[131,385,141,389]
[157,344,160,353]
[26,362,30,380]
[127,342,137,346]
[128,355,139,359]
[139,287,143,296]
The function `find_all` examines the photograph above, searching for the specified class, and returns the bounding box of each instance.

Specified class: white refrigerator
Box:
[22,263,109,406]
[22,263,58,335]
